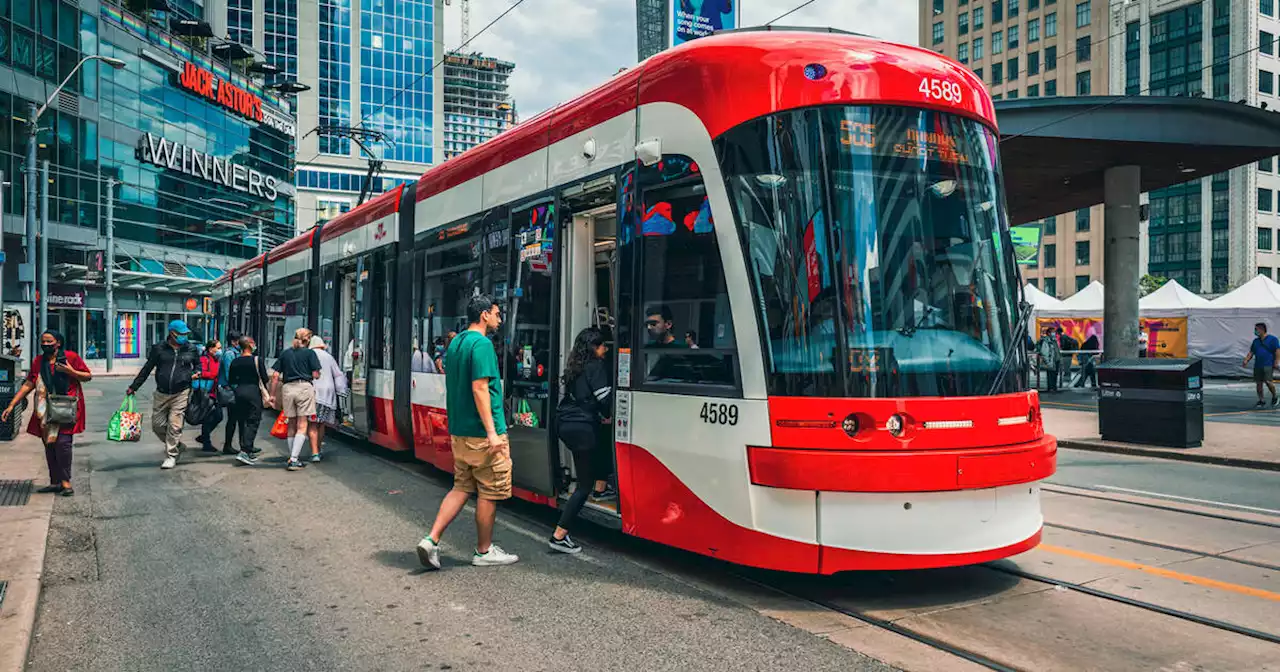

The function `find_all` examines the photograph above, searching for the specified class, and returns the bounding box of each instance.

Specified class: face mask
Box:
[175,335,189,345]
[41,344,56,357]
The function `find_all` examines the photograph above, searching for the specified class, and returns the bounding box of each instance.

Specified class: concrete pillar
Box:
[1103,165,1141,361]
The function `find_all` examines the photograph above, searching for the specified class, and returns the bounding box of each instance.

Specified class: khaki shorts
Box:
[281,381,317,418]
[451,434,512,501]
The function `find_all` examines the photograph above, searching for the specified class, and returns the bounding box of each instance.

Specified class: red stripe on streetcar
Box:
[747,435,1057,493]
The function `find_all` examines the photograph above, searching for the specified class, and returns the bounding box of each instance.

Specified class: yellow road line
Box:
[1042,401,1096,410]
[1039,543,1280,602]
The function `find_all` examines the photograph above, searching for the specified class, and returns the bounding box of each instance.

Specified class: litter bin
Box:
[1097,358,1203,448]
[0,354,21,440]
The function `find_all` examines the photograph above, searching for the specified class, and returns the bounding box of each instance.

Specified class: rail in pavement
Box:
[0,433,55,672]
[1044,407,1280,472]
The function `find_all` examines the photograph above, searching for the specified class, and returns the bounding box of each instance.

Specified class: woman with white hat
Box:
[308,335,347,462]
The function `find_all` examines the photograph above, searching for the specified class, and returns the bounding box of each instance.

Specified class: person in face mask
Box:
[127,320,200,469]
[1,330,92,496]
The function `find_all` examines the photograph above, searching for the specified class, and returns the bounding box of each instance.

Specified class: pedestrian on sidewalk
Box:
[1074,334,1100,388]
[547,327,614,554]
[272,328,321,472]
[1243,322,1280,408]
[417,294,519,569]
[218,329,242,454]
[1,330,92,496]
[306,335,346,463]
[127,320,199,470]
[194,339,223,453]
[1037,326,1061,393]
[230,337,273,465]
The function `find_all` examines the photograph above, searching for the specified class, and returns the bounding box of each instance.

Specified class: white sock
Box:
[290,433,306,461]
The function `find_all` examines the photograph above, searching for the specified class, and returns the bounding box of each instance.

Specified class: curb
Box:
[1057,438,1280,472]
[0,434,54,672]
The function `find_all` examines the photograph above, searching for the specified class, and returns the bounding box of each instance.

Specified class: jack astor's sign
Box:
[178,62,263,122]
[137,133,283,201]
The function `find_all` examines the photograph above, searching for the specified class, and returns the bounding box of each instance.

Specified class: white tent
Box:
[1023,282,1064,310]
[1194,275,1280,376]
[1038,280,1104,317]
[1139,279,1211,316]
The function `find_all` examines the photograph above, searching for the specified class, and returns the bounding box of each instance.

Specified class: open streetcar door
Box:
[504,195,564,497]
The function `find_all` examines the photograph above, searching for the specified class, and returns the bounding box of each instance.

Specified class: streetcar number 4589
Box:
[700,402,738,426]
[919,78,963,104]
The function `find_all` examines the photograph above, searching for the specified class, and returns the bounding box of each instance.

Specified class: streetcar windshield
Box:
[717,105,1025,398]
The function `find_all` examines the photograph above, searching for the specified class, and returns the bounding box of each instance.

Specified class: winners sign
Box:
[137,133,283,202]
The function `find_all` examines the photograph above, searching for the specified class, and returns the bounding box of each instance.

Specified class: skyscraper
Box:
[209,0,444,230]
[443,53,515,160]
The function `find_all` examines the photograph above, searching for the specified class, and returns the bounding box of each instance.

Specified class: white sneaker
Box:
[416,536,441,570]
[472,544,519,567]
[161,456,177,470]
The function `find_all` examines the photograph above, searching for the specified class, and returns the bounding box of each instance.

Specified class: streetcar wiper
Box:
[987,300,1033,395]
[898,306,936,338]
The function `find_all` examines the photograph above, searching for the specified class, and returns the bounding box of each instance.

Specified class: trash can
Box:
[1097,358,1203,448]
[0,354,21,440]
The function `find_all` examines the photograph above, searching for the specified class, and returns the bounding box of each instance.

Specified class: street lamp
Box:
[27,55,126,334]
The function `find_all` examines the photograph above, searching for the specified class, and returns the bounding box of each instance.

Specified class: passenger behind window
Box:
[645,305,686,348]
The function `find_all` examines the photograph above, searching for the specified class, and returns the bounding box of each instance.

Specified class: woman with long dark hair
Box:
[228,336,274,465]
[548,327,614,554]
[1,330,92,496]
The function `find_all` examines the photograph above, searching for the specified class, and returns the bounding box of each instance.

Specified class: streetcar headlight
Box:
[804,63,828,80]
[841,414,860,437]
[886,414,905,437]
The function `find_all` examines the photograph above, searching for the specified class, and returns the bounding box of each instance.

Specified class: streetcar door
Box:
[558,177,621,523]
[335,255,372,436]
[504,198,561,496]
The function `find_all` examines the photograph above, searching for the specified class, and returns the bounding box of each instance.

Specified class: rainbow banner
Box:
[116,312,140,359]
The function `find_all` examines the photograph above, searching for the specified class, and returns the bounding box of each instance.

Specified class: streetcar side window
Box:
[631,156,739,392]
[417,219,485,371]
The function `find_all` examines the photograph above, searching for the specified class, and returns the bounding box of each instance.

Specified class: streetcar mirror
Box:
[636,139,662,166]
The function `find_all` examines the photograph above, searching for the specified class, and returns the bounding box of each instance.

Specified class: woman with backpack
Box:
[547,327,614,554]
[1,330,92,496]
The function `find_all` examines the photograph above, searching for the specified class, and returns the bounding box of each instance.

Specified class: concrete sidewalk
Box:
[1044,407,1280,471]
[0,433,55,672]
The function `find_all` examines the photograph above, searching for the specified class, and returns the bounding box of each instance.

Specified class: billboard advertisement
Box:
[1008,224,1042,265]
[116,312,140,359]
[671,0,739,47]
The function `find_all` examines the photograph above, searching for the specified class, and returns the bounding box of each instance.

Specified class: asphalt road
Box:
[25,377,894,672]
[1052,448,1280,514]
[1041,380,1280,426]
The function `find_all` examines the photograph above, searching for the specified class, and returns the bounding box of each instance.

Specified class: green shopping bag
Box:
[513,398,539,428]
[107,396,143,442]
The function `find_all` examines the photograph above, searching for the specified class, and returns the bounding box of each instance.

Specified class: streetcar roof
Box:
[222,29,988,285]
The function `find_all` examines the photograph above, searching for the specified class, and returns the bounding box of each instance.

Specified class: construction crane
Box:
[444,0,471,44]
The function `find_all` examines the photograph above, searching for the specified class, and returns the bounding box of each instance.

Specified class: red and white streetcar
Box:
[213,27,1056,574]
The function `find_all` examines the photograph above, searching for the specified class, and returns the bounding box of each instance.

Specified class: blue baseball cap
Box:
[168,319,191,335]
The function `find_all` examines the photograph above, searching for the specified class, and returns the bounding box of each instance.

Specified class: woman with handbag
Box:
[1,330,92,496]
[194,339,223,453]
[226,336,274,465]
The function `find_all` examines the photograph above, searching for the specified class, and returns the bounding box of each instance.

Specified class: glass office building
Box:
[0,0,297,370]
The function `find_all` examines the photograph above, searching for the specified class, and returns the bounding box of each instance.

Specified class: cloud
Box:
[443,0,919,116]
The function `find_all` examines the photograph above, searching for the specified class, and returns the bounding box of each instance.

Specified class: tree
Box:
[1139,274,1169,297]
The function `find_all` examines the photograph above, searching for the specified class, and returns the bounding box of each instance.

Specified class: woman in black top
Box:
[228,336,274,464]
[548,327,614,554]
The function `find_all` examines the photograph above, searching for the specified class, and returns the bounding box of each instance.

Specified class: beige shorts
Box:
[281,381,317,418]
[451,434,512,501]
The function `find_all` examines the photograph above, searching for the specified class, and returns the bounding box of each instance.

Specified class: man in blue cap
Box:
[128,319,200,469]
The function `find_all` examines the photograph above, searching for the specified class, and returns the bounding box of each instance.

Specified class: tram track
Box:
[723,570,1024,672]
[1042,522,1280,573]
[981,563,1280,646]
[1042,483,1280,529]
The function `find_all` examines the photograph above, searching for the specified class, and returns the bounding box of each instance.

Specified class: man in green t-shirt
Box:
[417,294,519,569]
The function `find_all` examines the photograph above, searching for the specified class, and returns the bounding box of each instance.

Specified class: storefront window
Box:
[85,310,107,360]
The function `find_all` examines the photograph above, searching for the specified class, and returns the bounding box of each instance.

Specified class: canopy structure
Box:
[1207,275,1280,309]
[1139,279,1211,316]
[1023,282,1064,310]
[1039,281,1103,317]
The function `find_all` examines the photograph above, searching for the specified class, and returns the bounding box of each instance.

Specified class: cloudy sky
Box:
[443,0,919,116]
